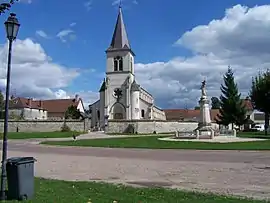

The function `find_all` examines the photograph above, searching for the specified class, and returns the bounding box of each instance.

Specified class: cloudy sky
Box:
[0,0,269,109]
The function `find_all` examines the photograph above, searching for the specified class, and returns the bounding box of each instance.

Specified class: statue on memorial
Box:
[201,80,207,97]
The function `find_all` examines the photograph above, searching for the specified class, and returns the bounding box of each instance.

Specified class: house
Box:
[9,95,85,120]
[163,109,220,122]
[9,97,47,120]
[41,95,85,119]
[89,6,166,129]
[164,97,264,127]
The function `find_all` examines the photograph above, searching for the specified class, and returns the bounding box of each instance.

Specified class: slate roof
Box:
[106,7,135,55]
[131,80,140,91]
[99,81,106,92]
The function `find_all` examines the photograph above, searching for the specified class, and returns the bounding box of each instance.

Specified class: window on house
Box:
[141,109,145,118]
[113,56,123,71]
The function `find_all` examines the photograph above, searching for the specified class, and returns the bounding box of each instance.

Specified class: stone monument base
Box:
[195,125,216,139]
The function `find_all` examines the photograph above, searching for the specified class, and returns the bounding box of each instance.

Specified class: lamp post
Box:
[0,13,20,200]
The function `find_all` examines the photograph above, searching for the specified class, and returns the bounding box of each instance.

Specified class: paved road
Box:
[1,135,270,200]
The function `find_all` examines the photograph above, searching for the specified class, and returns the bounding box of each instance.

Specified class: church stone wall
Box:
[107,120,219,134]
[0,119,90,132]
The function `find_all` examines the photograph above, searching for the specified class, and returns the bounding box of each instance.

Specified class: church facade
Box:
[89,7,166,129]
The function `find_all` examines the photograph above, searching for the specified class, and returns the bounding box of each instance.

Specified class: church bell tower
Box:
[101,5,136,120]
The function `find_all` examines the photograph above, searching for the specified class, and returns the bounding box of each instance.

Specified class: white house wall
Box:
[77,100,85,113]
[9,108,48,120]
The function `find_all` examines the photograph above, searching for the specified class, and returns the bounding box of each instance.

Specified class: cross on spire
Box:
[106,0,135,56]
[119,0,122,8]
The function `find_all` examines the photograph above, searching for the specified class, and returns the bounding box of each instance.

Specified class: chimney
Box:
[28,98,32,108]
[75,94,79,102]
[39,100,43,109]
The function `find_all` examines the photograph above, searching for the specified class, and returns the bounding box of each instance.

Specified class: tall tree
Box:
[211,97,221,109]
[216,67,247,128]
[65,105,81,119]
[250,70,270,135]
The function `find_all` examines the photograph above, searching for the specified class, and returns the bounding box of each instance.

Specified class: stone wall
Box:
[107,120,219,134]
[0,119,90,132]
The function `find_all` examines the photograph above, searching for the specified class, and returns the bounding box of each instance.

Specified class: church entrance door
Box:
[111,102,126,120]
[114,113,124,119]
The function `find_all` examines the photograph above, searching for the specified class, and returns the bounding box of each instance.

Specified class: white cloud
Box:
[0,38,80,99]
[135,4,270,108]
[84,0,92,11]
[112,0,121,6]
[70,22,76,27]
[56,29,76,43]
[35,30,49,39]
[74,91,99,108]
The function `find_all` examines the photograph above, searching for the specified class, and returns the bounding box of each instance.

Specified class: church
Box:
[89,6,166,129]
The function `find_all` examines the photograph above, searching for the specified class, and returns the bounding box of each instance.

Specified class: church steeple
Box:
[106,6,135,55]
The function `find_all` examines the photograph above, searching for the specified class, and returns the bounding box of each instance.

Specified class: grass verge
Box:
[42,133,270,150]
[5,178,266,203]
[0,131,81,140]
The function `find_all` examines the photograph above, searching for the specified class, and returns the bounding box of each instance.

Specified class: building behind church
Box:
[89,7,166,129]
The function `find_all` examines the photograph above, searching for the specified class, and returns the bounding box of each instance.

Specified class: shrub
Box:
[61,122,71,132]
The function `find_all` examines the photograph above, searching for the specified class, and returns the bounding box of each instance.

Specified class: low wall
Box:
[0,120,90,132]
[107,120,219,134]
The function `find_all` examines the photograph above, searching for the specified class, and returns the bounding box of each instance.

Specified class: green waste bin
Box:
[6,157,36,201]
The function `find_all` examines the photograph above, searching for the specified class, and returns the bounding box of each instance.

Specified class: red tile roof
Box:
[42,99,81,113]
[9,97,82,114]
[164,98,253,121]
[163,109,220,121]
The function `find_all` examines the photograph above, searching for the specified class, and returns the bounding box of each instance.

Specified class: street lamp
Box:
[0,13,20,200]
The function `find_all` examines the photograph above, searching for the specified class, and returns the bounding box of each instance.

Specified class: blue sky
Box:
[0,0,269,108]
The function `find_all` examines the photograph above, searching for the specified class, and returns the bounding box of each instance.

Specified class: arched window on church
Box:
[113,56,123,71]
[97,110,100,120]
[141,109,145,118]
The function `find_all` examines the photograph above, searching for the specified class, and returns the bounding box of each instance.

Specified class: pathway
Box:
[2,132,270,200]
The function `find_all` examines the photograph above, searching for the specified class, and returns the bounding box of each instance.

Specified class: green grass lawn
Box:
[0,131,81,140]
[6,178,267,203]
[41,132,270,150]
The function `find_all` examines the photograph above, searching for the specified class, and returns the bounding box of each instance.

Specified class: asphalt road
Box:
[0,138,269,200]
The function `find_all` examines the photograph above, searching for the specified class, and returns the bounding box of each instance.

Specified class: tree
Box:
[194,106,200,110]
[250,70,270,135]
[65,105,81,119]
[0,0,19,15]
[216,67,247,128]
[211,97,221,109]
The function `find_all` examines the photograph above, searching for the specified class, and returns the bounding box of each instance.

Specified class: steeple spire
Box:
[106,5,135,55]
